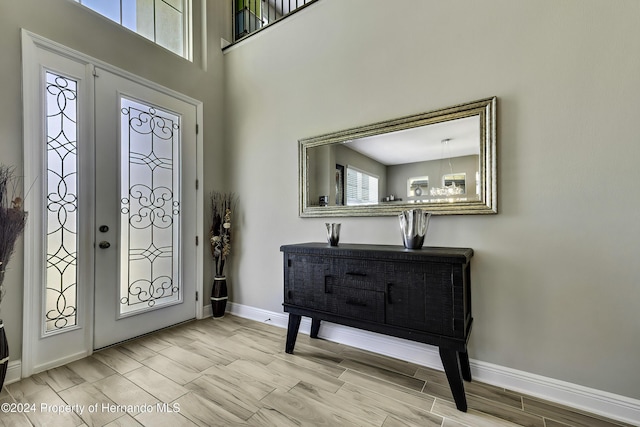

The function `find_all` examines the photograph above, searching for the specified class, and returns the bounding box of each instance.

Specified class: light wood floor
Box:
[0,314,633,427]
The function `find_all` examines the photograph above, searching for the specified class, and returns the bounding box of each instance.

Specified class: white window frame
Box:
[72,0,193,61]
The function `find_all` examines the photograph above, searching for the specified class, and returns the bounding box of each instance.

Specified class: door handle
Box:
[98,241,111,249]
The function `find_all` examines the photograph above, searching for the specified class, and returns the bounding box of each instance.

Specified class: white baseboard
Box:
[470,359,640,426]
[4,360,22,386]
[226,302,640,425]
[202,303,212,319]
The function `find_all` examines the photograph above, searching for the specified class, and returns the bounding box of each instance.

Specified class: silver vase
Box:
[325,223,341,246]
[398,209,431,249]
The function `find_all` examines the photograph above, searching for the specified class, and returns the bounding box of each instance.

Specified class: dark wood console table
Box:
[281,242,474,412]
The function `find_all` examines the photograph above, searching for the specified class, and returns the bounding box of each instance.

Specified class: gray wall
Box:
[224,0,640,400]
[0,0,231,359]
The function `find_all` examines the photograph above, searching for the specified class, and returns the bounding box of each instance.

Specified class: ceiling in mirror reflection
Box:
[344,116,480,166]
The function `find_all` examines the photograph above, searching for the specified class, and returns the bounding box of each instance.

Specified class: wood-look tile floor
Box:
[0,315,634,427]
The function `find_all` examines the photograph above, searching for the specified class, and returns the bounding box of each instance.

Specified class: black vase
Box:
[0,319,8,391]
[211,276,228,318]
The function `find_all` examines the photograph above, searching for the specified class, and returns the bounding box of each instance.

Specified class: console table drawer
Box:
[325,287,384,323]
[326,258,387,291]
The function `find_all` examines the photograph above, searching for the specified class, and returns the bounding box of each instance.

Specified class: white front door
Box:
[93,68,197,349]
[22,32,202,376]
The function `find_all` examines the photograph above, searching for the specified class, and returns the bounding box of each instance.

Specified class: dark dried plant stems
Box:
[210,191,236,276]
[0,165,28,303]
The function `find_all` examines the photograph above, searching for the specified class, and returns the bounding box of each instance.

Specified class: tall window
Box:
[75,0,192,59]
[45,71,79,332]
[346,166,379,206]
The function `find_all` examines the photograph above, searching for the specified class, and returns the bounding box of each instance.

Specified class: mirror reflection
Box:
[299,97,497,216]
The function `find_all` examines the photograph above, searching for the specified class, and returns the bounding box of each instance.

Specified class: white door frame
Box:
[21,30,204,377]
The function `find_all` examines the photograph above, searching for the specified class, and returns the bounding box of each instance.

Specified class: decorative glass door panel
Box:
[119,98,182,316]
[44,71,79,333]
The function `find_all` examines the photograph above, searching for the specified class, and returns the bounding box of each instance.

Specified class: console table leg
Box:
[285,314,302,354]
[459,350,472,382]
[310,318,321,338]
[439,348,468,412]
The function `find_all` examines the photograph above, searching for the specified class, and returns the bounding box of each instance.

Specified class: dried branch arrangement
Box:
[0,165,28,306]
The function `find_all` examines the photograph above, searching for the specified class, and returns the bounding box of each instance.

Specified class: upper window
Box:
[75,0,192,60]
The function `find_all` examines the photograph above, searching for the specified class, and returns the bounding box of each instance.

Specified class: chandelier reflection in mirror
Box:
[430,139,466,198]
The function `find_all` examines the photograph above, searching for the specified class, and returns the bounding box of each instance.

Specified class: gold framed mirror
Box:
[299,97,497,217]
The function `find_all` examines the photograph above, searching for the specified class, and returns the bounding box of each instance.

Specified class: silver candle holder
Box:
[325,223,341,246]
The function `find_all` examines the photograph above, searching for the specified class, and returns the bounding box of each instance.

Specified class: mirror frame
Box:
[299,97,497,217]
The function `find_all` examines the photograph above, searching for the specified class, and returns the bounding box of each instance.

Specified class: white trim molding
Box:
[226,302,640,425]
[4,360,22,386]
